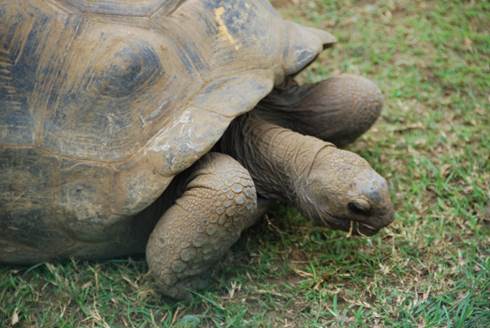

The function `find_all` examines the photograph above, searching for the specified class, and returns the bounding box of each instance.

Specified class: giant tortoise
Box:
[0,0,394,299]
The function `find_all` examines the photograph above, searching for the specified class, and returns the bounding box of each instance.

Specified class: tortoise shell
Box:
[0,0,334,262]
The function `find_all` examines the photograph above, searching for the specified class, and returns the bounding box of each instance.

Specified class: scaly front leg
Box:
[258,74,384,147]
[146,153,258,300]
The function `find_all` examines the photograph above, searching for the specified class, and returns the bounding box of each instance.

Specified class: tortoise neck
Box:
[220,112,330,204]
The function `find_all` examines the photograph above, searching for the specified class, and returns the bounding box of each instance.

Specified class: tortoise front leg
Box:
[258,74,383,147]
[146,153,258,300]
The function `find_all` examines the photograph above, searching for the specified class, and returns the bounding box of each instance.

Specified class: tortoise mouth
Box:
[318,214,380,236]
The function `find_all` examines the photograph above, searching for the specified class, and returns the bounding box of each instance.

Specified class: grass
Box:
[1,0,489,326]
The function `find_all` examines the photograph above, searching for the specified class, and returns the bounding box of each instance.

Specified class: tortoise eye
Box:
[348,198,372,216]
[93,41,162,97]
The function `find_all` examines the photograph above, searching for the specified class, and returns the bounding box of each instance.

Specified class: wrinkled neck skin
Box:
[220,111,334,208]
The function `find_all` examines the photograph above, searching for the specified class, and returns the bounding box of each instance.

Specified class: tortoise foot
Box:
[146,153,258,300]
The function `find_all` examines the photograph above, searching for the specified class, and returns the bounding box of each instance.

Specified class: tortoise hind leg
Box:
[259,74,383,147]
[146,153,258,300]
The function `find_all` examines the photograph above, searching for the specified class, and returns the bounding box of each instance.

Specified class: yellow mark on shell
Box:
[214,7,240,51]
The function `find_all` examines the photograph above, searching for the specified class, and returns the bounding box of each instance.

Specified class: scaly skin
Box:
[147,74,394,299]
[221,74,393,233]
[146,153,258,299]
[258,74,384,147]
[221,113,394,235]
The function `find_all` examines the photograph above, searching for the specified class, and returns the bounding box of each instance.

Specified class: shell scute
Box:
[57,0,184,17]
[0,0,334,262]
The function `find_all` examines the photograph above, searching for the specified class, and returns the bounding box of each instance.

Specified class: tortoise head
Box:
[298,146,394,236]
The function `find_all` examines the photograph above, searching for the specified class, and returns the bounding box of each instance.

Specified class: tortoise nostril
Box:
[348,199,371,216]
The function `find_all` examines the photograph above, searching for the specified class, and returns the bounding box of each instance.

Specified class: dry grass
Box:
[1,0,489,327]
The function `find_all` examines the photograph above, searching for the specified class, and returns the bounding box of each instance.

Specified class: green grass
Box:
[1,0,489,327]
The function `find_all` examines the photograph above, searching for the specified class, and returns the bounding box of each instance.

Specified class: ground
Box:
[1,0,489,327]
